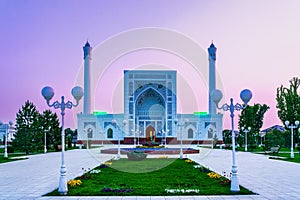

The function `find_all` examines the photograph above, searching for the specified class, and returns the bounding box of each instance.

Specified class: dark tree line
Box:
[238,104,270,150]
[12,101,61,154]
[276,77,300,144]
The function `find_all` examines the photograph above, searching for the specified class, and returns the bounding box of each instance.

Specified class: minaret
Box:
[208,42,217,114]
[83,41,92,114]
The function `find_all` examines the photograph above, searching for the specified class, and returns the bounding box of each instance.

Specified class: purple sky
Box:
[1,0,300,130]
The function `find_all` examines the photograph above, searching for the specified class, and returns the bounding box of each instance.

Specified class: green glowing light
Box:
[93,111,107,115]
[194,112,208,115]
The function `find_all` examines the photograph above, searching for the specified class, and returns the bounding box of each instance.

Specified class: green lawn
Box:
[249,147,300,163]
[0,145,80,164]
[46,158,253,196]
[269,152,300,163]
[0,148,28,163]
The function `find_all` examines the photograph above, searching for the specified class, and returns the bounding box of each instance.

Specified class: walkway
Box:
[0,146,299,199]
[189,149,300,200]
[0,148,113,200]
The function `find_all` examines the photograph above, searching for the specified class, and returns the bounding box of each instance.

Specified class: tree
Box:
[13,101,40,154]
[264,129,286,150]
[65,128,75,148]
[12,101,62,154]
[238,103,270,150]
[40,110,61,151]
[222,129,239,149]
[276,77,300,143]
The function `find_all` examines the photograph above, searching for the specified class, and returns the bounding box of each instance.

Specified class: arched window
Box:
[107,128,113,138]
[167,82,172,96]
[87,128,93,138]
[207,127,214,138]
[188,128,193,139]
[129,82,133,95]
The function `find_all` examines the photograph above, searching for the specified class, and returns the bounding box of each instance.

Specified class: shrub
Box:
[7,146,14,153]
[127,151,147,161]
[141,141,160,147]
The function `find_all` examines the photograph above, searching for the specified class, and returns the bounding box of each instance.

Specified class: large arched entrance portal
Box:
[135,87,165,141]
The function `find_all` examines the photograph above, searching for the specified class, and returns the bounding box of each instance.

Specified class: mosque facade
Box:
[77,42,223,145]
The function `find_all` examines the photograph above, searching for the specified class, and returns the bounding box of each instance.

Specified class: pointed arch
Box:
[107,128,113,138]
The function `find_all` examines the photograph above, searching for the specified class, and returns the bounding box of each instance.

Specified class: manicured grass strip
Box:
[269,152,300,163]
[0,155,28,163]
[46,158,253,196]
[0,149,28,163]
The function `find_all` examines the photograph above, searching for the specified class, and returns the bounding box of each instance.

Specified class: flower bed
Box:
[67,180,82,187]
[46,158,253,196]
[140,141,161,147]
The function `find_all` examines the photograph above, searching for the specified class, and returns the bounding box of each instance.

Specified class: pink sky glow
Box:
[1,0,300,130]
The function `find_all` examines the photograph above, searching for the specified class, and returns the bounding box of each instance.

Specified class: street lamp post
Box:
[174,118,189,159]
[112,119,127,159]
[0,121,13,158]
[137,129,141,146]
[285,120,299,159]
[41,86,83,195]
[197,131,200,146]
[241,127,251,152]
[111,119,119,158]
[211,89,252,192]
[165,129,168,146]
[44,128,50,154]
[123,120,127,148]
[131,129,136,146]
[101,130,104,145]
[83,129,88,149]
[159,131,163,145]
[162,129,169,147]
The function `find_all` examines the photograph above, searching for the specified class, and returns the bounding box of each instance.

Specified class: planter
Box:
[127,151,147,161]
[141,141,160,147]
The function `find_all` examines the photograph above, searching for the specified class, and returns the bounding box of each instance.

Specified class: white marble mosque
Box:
[77,42,223,145]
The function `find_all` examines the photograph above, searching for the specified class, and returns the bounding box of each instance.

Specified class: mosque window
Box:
[129,82,133,95]
[168,103,172,114]
[188,128,193,139]
[129,102,133,114]
[107,128,113,138]
[87,128,93,138]
[167,82,172,96]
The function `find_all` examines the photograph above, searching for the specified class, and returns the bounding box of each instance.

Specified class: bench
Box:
[264,146,280,154]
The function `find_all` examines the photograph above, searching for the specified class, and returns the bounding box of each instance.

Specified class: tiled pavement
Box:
[189,149,300,200]
[0,145,299,200]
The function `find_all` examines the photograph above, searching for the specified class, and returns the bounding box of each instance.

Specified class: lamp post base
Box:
[179,150,183,159]
[230,165,240,192]
[117,145,121,159]
[4,150,8,158]
[58,165,68,195]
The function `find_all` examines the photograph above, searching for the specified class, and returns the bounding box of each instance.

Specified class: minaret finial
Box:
[85,40,90,47]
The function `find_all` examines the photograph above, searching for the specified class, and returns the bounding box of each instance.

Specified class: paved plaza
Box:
[0,146,300,200]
